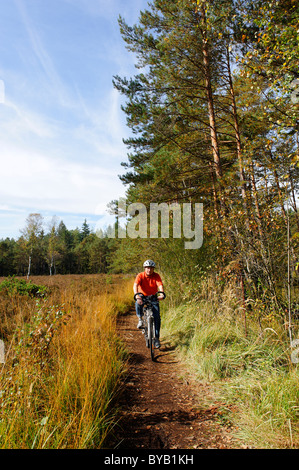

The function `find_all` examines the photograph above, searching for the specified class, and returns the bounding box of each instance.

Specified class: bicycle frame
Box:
[143,301,156,360]
[134,291,166,361]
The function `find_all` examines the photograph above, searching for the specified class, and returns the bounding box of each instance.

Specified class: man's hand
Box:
[136,295,143,305]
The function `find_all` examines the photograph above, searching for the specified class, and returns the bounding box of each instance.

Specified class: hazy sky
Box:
[0,0,149,239]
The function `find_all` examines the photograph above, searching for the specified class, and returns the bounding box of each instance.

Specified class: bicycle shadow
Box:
[153,342,180,364]
[127,351,147,365]
[127,345,179,365]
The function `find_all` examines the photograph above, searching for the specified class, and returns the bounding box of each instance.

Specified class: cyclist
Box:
[133,259,165,349]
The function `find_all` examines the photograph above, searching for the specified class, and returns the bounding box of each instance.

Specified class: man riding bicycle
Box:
[133,259,165,349]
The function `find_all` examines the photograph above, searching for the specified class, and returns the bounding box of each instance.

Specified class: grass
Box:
[2,271,297,448]
[0,274,133,449]
[161,275,299,448]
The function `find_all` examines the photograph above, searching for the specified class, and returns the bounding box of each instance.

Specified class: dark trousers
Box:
[135,300,161,339]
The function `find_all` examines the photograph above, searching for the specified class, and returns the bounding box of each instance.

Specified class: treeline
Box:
[109,0,299,311]
[0,214,110,276]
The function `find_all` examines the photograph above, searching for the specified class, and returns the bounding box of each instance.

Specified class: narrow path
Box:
[107,309,238,450]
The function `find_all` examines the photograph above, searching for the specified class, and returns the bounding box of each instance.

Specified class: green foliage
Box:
[0,276,48,298]
[110,0,299,317]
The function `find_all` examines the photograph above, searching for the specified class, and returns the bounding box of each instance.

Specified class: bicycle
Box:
[134,291,166,361]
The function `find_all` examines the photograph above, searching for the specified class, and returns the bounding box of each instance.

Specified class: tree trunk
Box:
[209,160,220,218]
[226,46,248,206]
[27,254,31,280]
[289,171,299,231]
[199,5,222,182]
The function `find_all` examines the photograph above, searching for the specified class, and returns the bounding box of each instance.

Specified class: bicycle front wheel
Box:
[144,323,150,348]
[149,317,155,361]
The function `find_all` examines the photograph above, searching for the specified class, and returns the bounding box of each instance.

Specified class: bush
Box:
[0,277,48,298]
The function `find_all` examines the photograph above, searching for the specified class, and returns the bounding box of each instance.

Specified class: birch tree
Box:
[21,213,44,279]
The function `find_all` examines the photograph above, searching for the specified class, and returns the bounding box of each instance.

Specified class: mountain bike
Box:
[134,291,166,361]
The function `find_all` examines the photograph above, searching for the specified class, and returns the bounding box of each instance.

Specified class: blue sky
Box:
[0,0,149,239]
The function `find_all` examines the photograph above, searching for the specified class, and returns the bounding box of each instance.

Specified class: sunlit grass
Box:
[161,275,299,448]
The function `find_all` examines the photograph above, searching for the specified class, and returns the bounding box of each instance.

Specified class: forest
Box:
[109,0,299,312]
[0,215,111,276]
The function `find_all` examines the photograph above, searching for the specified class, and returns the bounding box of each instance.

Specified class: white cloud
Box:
[72,87,128,161]
[0,80,129,211]
[0,0,147,238]
[0,141,125,214]
[0,101,55,142]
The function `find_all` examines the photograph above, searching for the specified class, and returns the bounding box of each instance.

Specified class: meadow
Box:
[0,274,133,449]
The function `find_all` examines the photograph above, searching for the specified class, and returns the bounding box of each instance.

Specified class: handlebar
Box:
[134,291,166,302]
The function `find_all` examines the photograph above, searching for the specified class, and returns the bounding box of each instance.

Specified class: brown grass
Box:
[0,274,134,448]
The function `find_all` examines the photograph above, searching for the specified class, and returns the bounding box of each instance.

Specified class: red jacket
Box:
[134,271,163,296]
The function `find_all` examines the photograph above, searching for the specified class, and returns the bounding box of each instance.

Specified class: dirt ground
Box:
[107,308,240,450]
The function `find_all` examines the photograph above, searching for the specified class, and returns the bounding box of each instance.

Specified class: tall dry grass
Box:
[0,274,133,448]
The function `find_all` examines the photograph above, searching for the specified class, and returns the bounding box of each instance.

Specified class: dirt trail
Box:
[107,309,239,450]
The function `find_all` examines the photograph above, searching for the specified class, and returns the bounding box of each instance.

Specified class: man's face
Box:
[144,266,154,275]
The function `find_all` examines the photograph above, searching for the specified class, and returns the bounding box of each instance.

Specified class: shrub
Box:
[0,276,48,298]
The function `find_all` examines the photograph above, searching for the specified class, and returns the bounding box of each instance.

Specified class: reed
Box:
[0,274,133,448]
